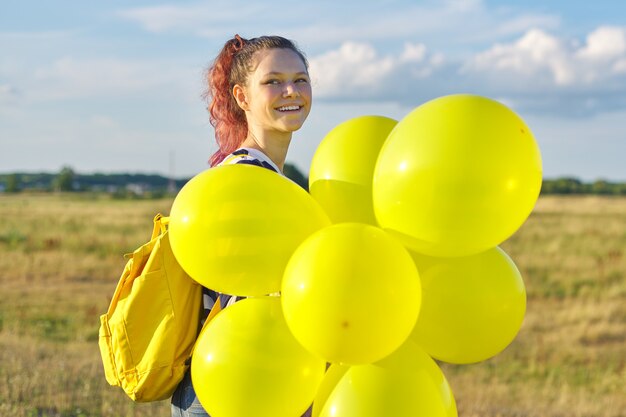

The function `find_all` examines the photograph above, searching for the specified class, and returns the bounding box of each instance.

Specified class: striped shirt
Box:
[200,148,282,324]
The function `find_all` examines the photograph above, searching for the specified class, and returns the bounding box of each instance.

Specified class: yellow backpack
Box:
[98,213,213,402]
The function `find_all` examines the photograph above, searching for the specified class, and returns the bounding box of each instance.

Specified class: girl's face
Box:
[236,48,312,135]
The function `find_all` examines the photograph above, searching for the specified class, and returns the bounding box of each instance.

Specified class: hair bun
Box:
[232,34,245,52]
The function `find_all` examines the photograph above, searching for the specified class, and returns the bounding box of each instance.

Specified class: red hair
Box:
[204,35,308,166]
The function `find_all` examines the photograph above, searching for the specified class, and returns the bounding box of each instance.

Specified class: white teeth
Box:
[277,105,300,111]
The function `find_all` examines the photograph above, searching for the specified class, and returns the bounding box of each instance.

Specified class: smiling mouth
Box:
[276,105,302,112]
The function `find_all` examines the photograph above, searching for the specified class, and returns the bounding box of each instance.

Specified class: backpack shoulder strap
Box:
[152,213,168,240]
[190,297,222,358]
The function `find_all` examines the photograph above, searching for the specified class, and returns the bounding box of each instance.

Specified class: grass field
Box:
[0,193,624,417]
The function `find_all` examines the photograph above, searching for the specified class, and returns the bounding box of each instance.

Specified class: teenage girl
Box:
[171,34,313,417]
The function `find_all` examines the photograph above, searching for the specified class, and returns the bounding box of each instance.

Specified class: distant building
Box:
[126,183,148,196]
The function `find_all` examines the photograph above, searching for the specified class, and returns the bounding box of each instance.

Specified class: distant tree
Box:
[615,183,626,196]
[541,177,626,195]
[283,163,308,191]
[541,177,586,194]
[54,166,76,191]
[5,174,21,193]
[591,180,614,195]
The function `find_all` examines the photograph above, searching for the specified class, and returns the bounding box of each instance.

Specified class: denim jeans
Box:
[171,371,210,417]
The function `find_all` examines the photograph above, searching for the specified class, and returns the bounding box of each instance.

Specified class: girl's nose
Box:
[283,82,300,98]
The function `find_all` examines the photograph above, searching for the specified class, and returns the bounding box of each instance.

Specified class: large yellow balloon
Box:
[169,164,330,296]
[309,116,397,225]
[281,223,421,365]
[319,341,457,417]
[312,364,350,417]
[373,94,542,257]
[191,297,326,417]
[409,247,526,364]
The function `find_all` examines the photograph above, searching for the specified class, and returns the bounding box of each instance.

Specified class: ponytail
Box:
[205,35,247,166]
[204,34,308,166]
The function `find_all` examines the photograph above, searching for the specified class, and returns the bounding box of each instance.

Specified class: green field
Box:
[0,193,624,417]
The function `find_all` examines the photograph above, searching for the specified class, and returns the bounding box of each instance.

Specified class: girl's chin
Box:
[277,121,307,132]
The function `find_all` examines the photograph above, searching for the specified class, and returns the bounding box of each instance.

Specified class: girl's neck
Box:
[240,130,291,172]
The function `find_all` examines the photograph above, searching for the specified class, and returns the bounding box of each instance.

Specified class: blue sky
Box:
[1,0,625,181]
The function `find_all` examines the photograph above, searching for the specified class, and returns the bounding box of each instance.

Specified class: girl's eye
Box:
[295,78,309,83]
[264,79,280,85]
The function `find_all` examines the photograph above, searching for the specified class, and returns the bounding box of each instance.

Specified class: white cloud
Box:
[0,30,78,42]
[18,57,197,102]
[401,42,427,63]
[309,41,444,99]
[443,0,483,13]
[33,57,157,99]
[88,115,119,129]
[306,26,626,116]
[614,58,626,73]
[576,26,626,60]
[462,29,573,85]
[117,3,243,33]
[462,25,626,88]
[482,14,561,42]
[0,84,18,100]
[118,5,204,32]
[309,42,394,96]
[115,0,559,50]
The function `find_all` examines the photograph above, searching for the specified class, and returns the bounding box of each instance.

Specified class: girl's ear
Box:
[233,84,249,111]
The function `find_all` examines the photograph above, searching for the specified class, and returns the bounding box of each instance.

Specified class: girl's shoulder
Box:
[219,148,280,174]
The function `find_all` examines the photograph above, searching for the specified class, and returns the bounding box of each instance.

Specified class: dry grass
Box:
[0,193,624,417]
[443,196,626,417]
[0,193,172,417]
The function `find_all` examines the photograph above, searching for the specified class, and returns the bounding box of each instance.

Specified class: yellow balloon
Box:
[312,364,350,417]
[319,341,457,417]
[373,94,542,257]
[409,247,526,364]
[309,116,397,225]
[191,297,326,417]
[169,164,331,296]
[281,223,421,364]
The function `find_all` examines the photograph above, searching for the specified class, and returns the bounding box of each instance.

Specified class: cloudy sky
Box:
[1,0,625,181]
